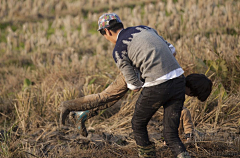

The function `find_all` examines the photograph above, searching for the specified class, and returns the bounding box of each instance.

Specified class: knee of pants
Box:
[163,130,179,143]
[131,116,146,131]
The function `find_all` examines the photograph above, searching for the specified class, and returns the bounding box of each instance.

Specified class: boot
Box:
[74,111,89,137]
[137,142,156,158]
[69,110,99,137]
[177,151,191,158]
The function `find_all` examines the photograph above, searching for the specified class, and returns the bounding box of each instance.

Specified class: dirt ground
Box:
[2,114,239,158]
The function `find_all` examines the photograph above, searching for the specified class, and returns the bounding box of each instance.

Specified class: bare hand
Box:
[133,88,141,92]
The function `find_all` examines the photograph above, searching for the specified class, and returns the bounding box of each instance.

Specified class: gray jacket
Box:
[113,25,181,90]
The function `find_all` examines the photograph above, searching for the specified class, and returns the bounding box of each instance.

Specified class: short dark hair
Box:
[186,74,213,102]
[99,19,124,35]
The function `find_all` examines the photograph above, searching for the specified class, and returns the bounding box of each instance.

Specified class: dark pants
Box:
[131,75,186,156]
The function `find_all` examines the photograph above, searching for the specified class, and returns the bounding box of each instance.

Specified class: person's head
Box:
[185,74,213,102]
[97,13,124,43]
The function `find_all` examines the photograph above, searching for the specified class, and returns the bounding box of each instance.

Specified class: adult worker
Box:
[60,13,191,158]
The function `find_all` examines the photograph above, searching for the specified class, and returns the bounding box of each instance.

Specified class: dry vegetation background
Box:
[0,0,240,157]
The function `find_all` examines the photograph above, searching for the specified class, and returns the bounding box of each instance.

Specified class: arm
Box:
[181,107,194,135]
[114,50,143,90]
[59,73,128,125]
[61,73,128,111]
[94,72,129,109]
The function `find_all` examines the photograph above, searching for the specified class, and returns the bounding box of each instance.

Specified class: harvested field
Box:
[0,0,240,157]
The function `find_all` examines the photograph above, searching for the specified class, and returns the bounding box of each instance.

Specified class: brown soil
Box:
[2,115,239,158]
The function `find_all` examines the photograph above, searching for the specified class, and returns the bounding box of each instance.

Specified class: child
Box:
[180,73,212,143]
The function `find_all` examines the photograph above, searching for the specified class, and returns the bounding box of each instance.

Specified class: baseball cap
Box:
[97,13,122,31]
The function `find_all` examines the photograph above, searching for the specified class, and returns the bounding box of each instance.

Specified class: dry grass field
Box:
[0,0,240,157]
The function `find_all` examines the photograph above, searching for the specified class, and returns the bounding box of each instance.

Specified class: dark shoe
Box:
[138,142,156,158]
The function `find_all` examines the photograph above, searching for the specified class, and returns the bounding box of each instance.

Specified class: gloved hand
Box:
[59,100,90,126]
[73,111,90,137]
[59,101,71,125]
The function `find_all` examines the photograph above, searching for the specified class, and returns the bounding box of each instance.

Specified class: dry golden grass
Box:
[0,0,240,157]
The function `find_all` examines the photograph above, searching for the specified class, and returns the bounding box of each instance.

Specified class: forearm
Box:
[62,73,128,111]
[183,118,194,134]
[182,108,194,134]
[116,60,143,90]
[87,100,119,119]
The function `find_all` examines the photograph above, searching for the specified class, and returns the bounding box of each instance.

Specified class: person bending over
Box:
[59,13,212,158]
